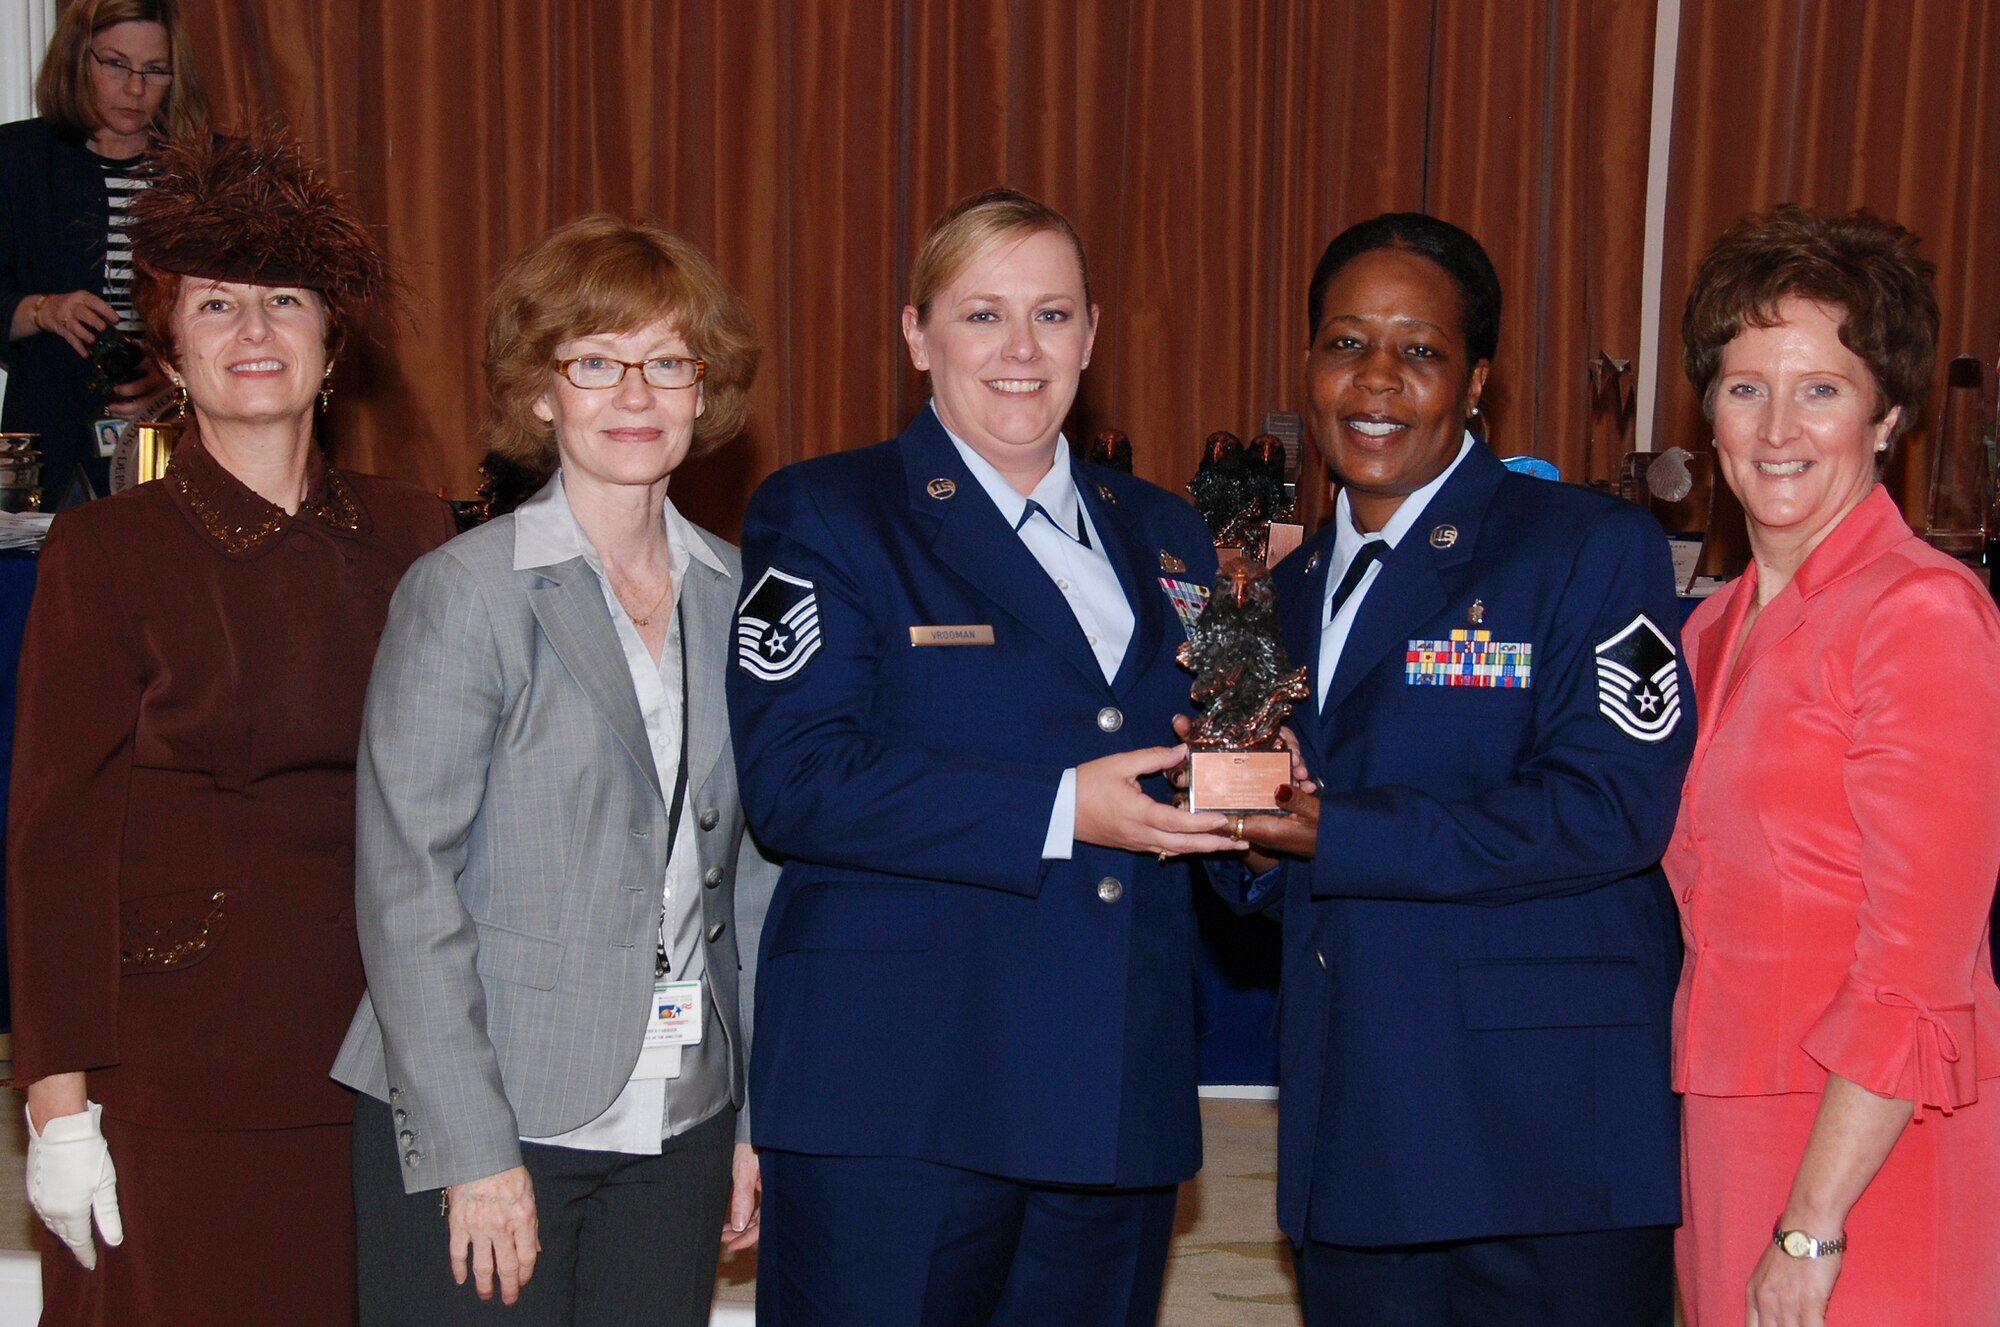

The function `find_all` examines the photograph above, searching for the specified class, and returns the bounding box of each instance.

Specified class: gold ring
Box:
[1234,816,1246,839]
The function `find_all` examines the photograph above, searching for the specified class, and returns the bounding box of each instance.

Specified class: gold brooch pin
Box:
[926,477,956,500]
[1429,524,1459,549]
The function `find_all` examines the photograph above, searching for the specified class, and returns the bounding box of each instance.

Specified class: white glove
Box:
[25,1101,123,1270]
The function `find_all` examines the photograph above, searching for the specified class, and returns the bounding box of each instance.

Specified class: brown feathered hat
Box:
[127,127,390,299]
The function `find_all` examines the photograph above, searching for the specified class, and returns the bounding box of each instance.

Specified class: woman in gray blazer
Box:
[333,214,778,1324]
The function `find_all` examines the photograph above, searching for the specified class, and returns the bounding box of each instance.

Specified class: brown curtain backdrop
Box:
[1656,0,2000,524]
[148,0,1665,538]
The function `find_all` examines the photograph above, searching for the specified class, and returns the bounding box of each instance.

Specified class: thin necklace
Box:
[623,572,674,627]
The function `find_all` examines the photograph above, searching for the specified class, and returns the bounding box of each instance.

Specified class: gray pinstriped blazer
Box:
[331,492,778,1194]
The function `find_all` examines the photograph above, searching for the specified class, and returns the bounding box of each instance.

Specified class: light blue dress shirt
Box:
[1316,433,1477,707]
[940,407,1134,859]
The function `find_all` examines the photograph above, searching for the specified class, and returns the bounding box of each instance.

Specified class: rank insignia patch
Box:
[736,567,822,682]
[1159,577,1210,639]
[1405,630,1533,688]
[1594,612,1680,742]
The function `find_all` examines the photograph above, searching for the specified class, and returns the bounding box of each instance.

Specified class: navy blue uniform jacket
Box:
[0,118,115,499]
[728,408,1218,1188]
[1255,443,1691,1247]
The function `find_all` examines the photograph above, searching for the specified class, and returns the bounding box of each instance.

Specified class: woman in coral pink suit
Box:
[1669,205,2000,1327]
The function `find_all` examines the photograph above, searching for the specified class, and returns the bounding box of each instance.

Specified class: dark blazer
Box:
[727,407,1218,1188]
[0,117,115,499]
[1251,442,1691,1247]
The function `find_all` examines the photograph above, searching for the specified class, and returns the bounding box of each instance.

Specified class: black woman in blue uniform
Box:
[728,188,1240,1327]
[1221,213,1692,1327]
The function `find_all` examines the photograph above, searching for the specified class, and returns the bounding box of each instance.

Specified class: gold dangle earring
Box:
[318,367,334,414]
[170,376,189,417]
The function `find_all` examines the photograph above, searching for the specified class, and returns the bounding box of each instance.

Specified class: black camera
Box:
[85,324,150,397]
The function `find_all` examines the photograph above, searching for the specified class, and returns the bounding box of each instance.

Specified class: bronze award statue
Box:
[1177,558,1310,814]
[1189,430,1295,563]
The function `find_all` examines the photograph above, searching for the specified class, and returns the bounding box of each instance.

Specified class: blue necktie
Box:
[1018,499,1091,549]
[1327,541,1386,624]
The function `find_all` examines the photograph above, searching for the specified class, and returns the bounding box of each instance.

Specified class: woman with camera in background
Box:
[0,0,207,503]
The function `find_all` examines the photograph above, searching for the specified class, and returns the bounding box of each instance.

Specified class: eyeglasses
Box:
[88,49,174,86]
[555,356,706,391]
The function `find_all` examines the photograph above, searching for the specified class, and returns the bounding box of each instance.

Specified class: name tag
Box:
[1405,630,1534,688]
[909,624,996,646]
[645,979,704,1047]
[631,979,702,1080]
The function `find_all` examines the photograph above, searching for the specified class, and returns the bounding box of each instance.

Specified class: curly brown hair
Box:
[35,0,208,145]
[1682,205,1938,445]
[482,215,761,470]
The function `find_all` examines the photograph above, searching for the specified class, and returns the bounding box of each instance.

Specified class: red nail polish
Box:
[1275,785,1293,804]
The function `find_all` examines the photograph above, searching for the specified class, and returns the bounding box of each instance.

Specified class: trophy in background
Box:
[107,385,188,493]
[1189,430,1298,565]
[1176,553,1310,815]
[1080,428,1134,473]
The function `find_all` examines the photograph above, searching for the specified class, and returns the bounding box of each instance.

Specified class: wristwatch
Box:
[1772,1224,1847,1258]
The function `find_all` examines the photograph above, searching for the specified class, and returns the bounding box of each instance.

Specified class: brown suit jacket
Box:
[6,434,455,1129]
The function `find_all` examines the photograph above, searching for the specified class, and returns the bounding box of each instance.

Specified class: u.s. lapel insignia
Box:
[1097,483,1117,505]
[1159,550,1185,574]
[1467,598,1485,626]
[1429,523,1459,549]
[1594,613,1681,742]
[926,477,956,500]
[1305,551,1321,574]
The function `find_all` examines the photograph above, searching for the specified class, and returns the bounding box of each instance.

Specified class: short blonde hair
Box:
[36,0,208,145]
[908,187,1092,321]
[483,214,761,469]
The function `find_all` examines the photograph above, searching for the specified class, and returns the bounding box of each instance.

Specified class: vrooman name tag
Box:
[909,624,996,646]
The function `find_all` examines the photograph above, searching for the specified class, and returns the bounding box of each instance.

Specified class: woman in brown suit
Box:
[5,129,455,1325]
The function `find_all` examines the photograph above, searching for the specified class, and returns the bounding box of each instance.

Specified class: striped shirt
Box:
[96,152,149,332]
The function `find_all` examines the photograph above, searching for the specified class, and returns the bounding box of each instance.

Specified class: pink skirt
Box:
[1680,1089,2000,1326]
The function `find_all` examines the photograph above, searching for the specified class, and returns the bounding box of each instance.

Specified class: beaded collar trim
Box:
[167,434,364,557]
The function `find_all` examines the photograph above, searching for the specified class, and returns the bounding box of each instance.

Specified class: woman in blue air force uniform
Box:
[1221,213,1694,1327]
[726,188,1237,1327]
